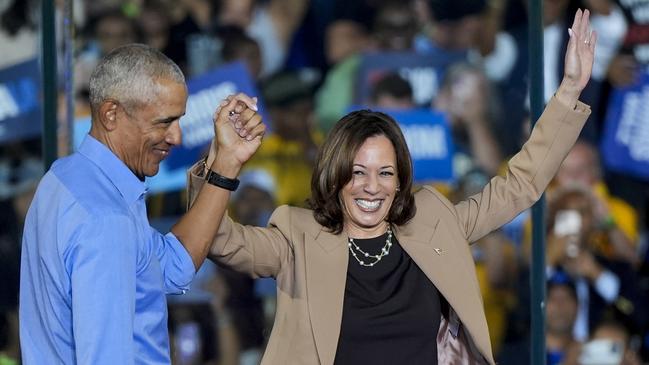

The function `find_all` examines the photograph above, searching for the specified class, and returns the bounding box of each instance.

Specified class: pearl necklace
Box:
[347,227,393,267]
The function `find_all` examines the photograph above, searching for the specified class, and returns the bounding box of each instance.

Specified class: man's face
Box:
[546,285,578,335]
[117,79,187,179]
[374,7,417,51]
[96,16,136,55]
[556,144,598,188]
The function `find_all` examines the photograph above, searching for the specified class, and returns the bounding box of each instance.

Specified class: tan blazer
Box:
[188,97,590,365]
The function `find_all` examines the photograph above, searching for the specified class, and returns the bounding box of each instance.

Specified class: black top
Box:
[334,232,441,365]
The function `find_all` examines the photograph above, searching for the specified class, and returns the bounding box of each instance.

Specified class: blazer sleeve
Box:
[186,162,293,278]
[427,96,591,244]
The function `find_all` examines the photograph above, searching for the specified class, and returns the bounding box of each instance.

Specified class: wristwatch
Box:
[205,169,240,191]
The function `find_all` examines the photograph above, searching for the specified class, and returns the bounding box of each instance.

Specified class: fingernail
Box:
[236,122,242,128]
[568,28,573,37]
[246,135,253,141]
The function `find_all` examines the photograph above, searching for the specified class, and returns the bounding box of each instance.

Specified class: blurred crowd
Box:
[1,0,649,364]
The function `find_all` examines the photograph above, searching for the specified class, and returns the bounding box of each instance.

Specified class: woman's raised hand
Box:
[557,9,597,107]
[211,93,265,177]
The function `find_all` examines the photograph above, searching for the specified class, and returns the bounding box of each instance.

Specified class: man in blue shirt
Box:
[19,44,265,364]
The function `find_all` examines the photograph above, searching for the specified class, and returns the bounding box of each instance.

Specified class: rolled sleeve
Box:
[156,231,196,294]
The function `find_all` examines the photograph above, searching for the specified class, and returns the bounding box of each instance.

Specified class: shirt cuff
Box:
[594,270,620,303]
[164,231,196,294]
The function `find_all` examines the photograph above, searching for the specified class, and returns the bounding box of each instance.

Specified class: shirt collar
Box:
[78,134,147,204]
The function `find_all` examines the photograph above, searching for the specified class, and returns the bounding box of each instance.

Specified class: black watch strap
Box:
[205,169,240,191]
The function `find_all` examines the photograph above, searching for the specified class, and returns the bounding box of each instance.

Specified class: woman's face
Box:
[341,135,399,239]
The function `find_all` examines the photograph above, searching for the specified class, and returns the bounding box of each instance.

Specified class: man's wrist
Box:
[210,155,241,179]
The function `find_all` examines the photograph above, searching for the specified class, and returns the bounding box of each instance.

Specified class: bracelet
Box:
[205,169,239,191]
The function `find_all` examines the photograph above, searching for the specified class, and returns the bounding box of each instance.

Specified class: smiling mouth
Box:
[154,149,169,159]
[355,199,383,212]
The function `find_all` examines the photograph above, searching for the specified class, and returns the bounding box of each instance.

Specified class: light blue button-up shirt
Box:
[20,135,196,364]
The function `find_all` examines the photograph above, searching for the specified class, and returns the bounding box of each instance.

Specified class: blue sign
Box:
[600,71,649,181]
[165,62,267,170]
[0,59,41,143]
[355,52,461,107]
[348,107,455,183]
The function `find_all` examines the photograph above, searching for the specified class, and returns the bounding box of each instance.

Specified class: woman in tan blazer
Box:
[188,10,596,364]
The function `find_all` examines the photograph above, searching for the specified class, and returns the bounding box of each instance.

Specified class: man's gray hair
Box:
[89,44,185,112]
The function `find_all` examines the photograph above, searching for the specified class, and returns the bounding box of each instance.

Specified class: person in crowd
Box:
[545,274,581,365]
[502,0,626,146]
[188,10,596,364]
[316,0,420,132]
[75,9,138,108]
[0,0,37,69]
[139,4,173,52]
[217,0,309,76]
[315,19,371,132]
[19,44,265,363]
[218,26,263,81]
[417,0,486,55]
[243,69,321,207]
[369,72,416,110]
[372,0,418,52]
[555,141,640,266]
[433,63,504,176]
[577,320,642,365]
[545,187,645,342]
[324,20,371,67]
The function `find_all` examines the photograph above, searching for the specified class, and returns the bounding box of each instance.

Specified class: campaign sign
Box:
[355,52,460,107]
[165,62,266,170]
[348,107,454,183]
[600,71,649,181]
[0,59,41,143]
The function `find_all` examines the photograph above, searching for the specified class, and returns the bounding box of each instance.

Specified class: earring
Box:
[396,187,400,192]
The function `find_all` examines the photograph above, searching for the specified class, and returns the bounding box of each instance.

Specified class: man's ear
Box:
[97,100,119,131]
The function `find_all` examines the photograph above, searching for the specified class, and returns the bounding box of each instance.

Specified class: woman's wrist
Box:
[555,80,581,109]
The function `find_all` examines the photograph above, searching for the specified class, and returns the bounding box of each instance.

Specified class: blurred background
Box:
[1,0,649,364]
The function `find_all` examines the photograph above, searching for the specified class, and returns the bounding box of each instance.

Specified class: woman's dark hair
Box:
[309,110,416,233]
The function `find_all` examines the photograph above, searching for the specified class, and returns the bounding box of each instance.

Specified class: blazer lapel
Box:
[397,219,494,364]
[305,228,348,365]
[394,217,462,301]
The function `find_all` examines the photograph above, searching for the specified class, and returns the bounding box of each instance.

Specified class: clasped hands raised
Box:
[208,93,266,176]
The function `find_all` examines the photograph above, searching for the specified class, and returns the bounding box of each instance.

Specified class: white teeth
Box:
[356,199,381,210]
